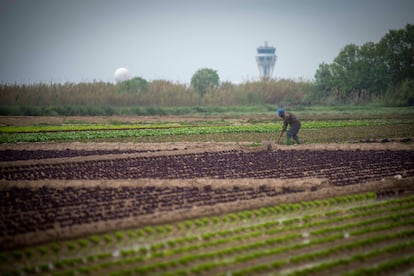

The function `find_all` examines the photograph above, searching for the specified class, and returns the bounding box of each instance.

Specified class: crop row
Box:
[58,220,414,276]
[2,192,386,257]
[0,120,400,143]
[0,179,405,242]
[10,191,412,259]
[236,234,414,276]
[3,193,414,276]
[2,150,413,186]
[0,184,306,237]
[1,119,403,134]
[59,232,412,276]
[93,210,414,266]
[0,149,148,162]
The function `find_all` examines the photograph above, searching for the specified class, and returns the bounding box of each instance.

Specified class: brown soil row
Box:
[1,177,413,249]
[0,114,287,128]
[1,141,413,152]
[0,177,328,190]
[0,115,223,126]
[1,142,413,168]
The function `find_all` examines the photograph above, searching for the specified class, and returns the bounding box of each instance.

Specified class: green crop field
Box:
[0,118,413,144]
[0,105,413,144]
[2,192,414,276]
[1,106,413,276]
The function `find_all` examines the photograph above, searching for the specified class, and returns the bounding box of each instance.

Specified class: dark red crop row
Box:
[1,150,413,186]
[0,184,305,238]
[0,149,154,162]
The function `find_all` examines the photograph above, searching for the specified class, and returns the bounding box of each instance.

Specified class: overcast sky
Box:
[0,0,413,84]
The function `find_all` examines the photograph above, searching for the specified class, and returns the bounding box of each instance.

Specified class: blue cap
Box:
[277,108,284,117]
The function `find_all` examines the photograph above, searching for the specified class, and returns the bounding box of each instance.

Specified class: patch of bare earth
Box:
[1,140,413,152]
[0,115,242,126]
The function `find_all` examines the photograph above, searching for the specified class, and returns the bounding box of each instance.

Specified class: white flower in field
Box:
[394,174,402,180]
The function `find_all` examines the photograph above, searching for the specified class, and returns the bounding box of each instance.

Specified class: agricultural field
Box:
[1,108,414,275]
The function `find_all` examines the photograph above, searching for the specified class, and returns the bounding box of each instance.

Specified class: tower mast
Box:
[256,41,277,80]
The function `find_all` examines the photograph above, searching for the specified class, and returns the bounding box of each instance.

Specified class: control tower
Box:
[256,41,277,80]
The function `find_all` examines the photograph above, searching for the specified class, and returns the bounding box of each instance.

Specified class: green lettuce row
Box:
[0,120,397,143]
[0,119,398,134]
[0,123,182,133]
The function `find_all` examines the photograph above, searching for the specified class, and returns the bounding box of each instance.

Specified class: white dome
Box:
[114,67,131,83]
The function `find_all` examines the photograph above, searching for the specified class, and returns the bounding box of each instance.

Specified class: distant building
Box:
[256,41,277,80]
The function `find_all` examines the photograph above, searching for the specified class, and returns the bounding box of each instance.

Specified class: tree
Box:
[312,24,414,105]
[358,42,389,97]
[384,79,414,106]
[331,44,364,99]
[314,62,334,100]
[117,77,148,93]
[378,24,414,85]
[191,68,219,97]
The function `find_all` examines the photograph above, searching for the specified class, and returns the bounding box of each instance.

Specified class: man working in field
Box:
[277,108,301,145]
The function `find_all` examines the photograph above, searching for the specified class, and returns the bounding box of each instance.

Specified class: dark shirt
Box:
[282,112,301,132]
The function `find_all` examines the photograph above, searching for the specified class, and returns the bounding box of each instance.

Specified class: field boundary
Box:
[1,141,413,151]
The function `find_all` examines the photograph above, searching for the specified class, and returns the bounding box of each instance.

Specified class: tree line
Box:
[313,24,413,106]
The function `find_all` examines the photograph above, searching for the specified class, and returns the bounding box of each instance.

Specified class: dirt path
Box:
[1,141,413,152]
[0,115,249,126]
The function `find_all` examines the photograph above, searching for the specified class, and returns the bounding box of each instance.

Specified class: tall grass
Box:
[0,79,313,116]
[1,77,409,116]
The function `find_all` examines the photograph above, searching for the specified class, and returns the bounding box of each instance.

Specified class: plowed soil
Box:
[1,142,413,248]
